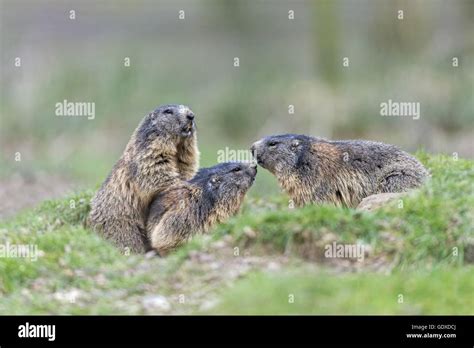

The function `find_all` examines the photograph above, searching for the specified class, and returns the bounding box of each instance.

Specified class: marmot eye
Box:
[163,108,174,115]
[232,167,241,172]
[268,141,277,147]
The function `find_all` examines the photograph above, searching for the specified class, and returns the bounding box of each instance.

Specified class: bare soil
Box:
[0,173,77,220]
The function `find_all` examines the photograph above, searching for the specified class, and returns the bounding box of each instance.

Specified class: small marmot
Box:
[146,162,257,255]
[251,134,428,208]
[88,104,199,253]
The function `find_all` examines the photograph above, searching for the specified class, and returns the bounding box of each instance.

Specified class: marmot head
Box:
[147,162,257,254]
[136,104,196,147]
[191,162,257,203]
[250,134,312,176]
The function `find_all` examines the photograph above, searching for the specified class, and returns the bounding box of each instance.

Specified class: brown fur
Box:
[278,142,368,207]
[252,134,429,208]
[88,105,199,253]
[146,162,256,255]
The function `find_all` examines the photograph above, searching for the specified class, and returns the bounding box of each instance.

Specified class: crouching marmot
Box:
[251,134,429,208]
[146,162,257,255]
[88,104,199,253]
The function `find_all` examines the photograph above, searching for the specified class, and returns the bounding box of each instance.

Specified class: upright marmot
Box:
[251,134,428,208]
[88,104,199,253]
[146,162,257,255]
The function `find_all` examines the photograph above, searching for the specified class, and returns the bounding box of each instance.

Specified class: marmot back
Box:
[88,104,200,253]
[251,134,428,207]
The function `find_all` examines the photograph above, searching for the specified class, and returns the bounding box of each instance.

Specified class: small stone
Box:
[145,250,158,259]
[142,295,171,311]
[243,226,257,239]
[54,288,83,303]
[199,299,219,311]
[20,288,31,297]
[212,240,226,249]
[266,261,280,271]
[320,232,338,244]
[357,193,405,211]
[209,262,221,270]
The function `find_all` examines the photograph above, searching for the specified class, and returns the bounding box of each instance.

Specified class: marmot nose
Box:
[186,113,195,121]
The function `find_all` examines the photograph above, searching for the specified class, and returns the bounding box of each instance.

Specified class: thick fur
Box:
[251,134,429,208]
[88,104,200,253]
[146,162,257,255]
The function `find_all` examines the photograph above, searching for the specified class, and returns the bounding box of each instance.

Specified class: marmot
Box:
[251,134,429,208]
[146,162,257,255]
[88,104,200,253]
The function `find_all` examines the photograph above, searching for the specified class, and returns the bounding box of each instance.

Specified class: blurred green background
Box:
[1,0,473,215]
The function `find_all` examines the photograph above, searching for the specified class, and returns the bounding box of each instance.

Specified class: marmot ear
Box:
[291,139,300,148]
[149,112,159,125]
[210,176,220,185]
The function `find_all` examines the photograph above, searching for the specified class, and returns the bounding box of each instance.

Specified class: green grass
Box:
[213,267,474,314]
[0,153,473,314]
[215,152,474,269]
